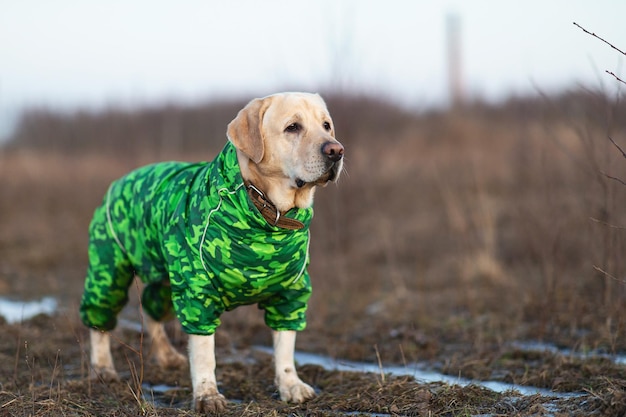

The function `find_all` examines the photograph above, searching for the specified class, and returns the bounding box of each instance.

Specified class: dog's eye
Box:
[323,121,332,131]
[285,123,301,133]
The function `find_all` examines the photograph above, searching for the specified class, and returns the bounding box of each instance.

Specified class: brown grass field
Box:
[1,90,626,416]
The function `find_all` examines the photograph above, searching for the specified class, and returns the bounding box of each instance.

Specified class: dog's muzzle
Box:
[297,141,344,188]
[320,141,344,182]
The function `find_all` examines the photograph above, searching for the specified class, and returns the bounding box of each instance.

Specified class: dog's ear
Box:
[227,97,270,164]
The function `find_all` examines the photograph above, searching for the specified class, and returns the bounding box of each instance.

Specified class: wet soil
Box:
[0,309,624,417]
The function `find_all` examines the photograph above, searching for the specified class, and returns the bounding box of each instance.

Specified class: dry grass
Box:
[0,314,610,417]
[3,89,626,351]
[1,89,626,415]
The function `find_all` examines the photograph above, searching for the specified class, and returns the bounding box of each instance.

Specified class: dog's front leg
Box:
[89,329,119,382]
[188,334,227,413]
[273,330,316,403]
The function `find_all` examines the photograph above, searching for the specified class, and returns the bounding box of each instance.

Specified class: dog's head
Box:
[227,92,344,211]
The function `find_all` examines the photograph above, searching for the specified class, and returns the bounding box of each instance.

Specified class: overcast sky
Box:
[1,1,625,139]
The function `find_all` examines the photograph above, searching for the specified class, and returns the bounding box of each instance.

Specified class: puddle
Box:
[141,382,189,408]
[511,340,626,365]
[138,344,582,414]
[0,296,57,323]
[118,318,145,333]
[253,346,578,398]
[119,320,614,410]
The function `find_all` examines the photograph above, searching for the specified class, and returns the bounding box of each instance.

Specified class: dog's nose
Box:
[321,141,344,162]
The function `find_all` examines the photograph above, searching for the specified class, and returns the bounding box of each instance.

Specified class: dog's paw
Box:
[278,379,316,403]
[194,392,228,414]
[90,366,120,383]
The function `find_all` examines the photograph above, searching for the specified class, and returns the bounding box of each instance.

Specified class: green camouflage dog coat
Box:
[79,141,313,335]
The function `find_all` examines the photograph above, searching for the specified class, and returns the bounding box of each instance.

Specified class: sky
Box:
[1,1,625,140]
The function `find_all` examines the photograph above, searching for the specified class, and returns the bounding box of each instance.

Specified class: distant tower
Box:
[446,13,465,108]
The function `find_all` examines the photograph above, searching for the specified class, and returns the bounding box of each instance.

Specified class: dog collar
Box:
[245,182,305,230]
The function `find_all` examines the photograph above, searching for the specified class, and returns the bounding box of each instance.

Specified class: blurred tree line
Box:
[4,89,624,156]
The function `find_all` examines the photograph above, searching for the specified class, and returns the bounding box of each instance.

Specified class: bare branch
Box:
[574,22,626,86]
[598,137,626,186]
[608,136,626,159]
[606,70,626,86]
[573,22,626,56]
[600,170,626,187]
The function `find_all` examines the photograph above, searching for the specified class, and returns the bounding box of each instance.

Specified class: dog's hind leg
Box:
[90,329,120,382]
[146,316,187,369]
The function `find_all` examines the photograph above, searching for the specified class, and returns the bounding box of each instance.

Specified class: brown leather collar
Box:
[245,182,305,230]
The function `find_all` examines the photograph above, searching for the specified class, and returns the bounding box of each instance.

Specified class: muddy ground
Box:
[1,313,623,417]
[2,94,626,416]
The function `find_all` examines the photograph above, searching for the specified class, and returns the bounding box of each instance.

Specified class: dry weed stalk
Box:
[373,344,385,385]
[537,86,625,326]
[574,22,626,313]
[593,266,626,285]
[116,278,151,412]
[437,161,508,288]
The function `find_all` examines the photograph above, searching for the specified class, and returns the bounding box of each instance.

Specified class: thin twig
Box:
[600,171,626,187]
[606,71,626,86]
[598,137,626,186]
[574,22,626,86]
[573,22,626,56]
[594,265,626,285]
[589,217,626,230]
[608,136,626,159]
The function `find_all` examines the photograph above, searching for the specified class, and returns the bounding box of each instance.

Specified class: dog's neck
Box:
[236,150,316,213]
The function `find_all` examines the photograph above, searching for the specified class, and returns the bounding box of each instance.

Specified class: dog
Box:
[79,92,344,413]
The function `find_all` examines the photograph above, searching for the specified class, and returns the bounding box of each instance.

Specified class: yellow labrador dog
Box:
[80,92,344,413]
